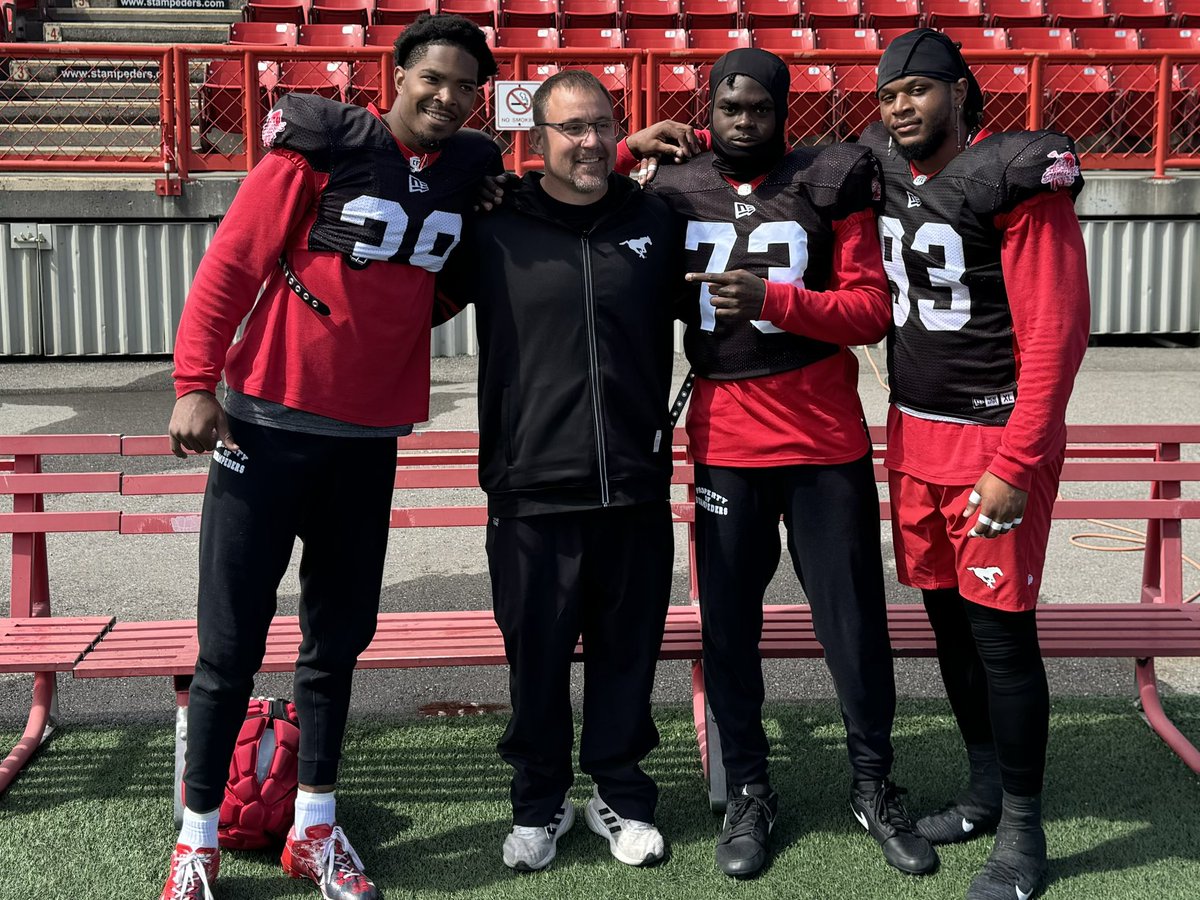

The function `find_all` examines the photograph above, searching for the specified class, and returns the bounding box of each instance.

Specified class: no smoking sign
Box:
[495,80,543,131]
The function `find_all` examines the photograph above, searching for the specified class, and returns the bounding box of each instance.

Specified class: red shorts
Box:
[887,453,1063,612]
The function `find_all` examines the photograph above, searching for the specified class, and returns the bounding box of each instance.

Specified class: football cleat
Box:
[715,783,779,878]
[282,823,379,899]
[916,800,1002,845]
[160,844,219,900]
[850,778,939,875]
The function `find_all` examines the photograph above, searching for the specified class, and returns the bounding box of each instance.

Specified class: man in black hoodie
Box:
[436,69,687,873]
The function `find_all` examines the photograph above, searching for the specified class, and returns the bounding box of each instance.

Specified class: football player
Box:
[864,28,1090,900]
[619,49,938,880]
[163,15,501,900]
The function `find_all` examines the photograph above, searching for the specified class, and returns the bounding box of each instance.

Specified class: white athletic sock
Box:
[179,807,219,850]
[293,788,337,838]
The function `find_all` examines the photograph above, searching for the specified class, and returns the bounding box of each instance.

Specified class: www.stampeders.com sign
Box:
[118,0,228,8]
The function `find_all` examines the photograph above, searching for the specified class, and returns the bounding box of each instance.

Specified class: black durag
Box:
[876,28,984,124]
[708,48,790,181]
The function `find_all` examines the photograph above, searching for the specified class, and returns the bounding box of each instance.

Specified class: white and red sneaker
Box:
[160,844,219,900]
[282,823,380,899]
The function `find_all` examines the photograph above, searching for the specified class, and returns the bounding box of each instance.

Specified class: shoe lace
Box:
[319,826,370,890]
[724,793,772,840]
[874,781,916,834]
[170,850,214,900]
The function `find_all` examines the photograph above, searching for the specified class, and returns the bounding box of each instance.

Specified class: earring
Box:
[955,107,962,149]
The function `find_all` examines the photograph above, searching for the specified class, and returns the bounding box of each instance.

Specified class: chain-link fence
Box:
[0,46,172,169]
[2,43,1199,176]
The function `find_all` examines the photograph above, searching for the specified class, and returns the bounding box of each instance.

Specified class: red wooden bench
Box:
[3,425,1199,819]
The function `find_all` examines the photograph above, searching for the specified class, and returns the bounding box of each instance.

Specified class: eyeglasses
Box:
[535,119,619,140]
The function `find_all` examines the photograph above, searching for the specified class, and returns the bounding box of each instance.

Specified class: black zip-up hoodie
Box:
[437,172,688,517]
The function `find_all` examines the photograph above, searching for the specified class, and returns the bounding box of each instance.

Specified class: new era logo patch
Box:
[906,191,922,208]
[734,202,757,219]
[408,174,429,193]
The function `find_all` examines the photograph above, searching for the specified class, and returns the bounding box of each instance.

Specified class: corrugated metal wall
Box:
[2,218,1197,357]
[1081,219,1200,335]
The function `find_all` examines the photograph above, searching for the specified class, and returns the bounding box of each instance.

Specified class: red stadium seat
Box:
[560,26,625,45]
[372,0,435,24]
[1140,27,1200,50]
[1176,0,1200,25]
[788,63,835,139]
[974,62,1031,130]
[502,0,560,26]
[560,0,621,26]
[229,21,300,43]
[438,0,499,27]
[623,0,683,28]
[941,26,1009,47]
[690,27,754,47]
[743,0,802,28]
[834,64,881,135]
[244,0,311,24]
[311,0,374,25]
[278,59,353,101]
[1008,26,1074,48]
[803,0,862,28]
[200,59,277,138]
[1045,0,1110,27]
[860,0,922,28]
[816,27,880,47]
[1074,26,1139,47]
[1105,0,1170,26]
[364,23,406,43]
[684,0,741,28]
[986,0,1048,27]
[656,62,702,123]
[1109,60,1185,143]
[299,22,366,43]
[922,0,986,27]
[752,26,817,49]
[496,25,560,45]
[625,26,689,46]
[1044,63,1113,137]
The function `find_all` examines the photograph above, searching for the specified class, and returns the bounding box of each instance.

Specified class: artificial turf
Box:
[1,697,1199,899]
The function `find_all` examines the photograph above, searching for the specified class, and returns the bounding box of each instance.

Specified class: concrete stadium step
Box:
[44,8,243,25]
[3,123,166,153]
[0,99,168,126]
[44,21,236,44]
[0,81,172,101]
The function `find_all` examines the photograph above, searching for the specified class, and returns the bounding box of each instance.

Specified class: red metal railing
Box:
[1,42,1198,178]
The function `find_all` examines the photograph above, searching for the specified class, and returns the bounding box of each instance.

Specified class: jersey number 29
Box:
[340,195,462,273]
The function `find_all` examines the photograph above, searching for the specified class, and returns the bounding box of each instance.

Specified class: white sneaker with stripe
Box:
[502,796,574,872]
[584,787,665,866]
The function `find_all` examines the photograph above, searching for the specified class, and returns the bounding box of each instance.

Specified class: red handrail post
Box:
[243,49,262,170]
[1029,54,1044,131]
[1151,53,1172,180]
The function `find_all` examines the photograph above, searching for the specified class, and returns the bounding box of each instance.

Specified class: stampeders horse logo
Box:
[621,236,652,259]
[1040,150,1080,190]
[261,109,286,148]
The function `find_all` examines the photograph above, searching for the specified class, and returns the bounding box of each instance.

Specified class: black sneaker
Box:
[850,778,939,875]
[916,800,1002,845]
[966,827,1048,900]
[715,783,778,878]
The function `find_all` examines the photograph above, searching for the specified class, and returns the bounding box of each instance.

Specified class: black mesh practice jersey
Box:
[860,122,1084,424]
[649,143,883,380]
[263,93,502,273]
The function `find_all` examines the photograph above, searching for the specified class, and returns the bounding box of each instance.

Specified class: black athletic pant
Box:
[488,502,673,826]
[695,455,897,787]
[183,416,397,812]
[922,588,1049,797]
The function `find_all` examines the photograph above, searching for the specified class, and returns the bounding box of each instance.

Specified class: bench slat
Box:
[0,472,122,495]
[0,434,122,454]
[0,511,122,534]
[0,616,115,672]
